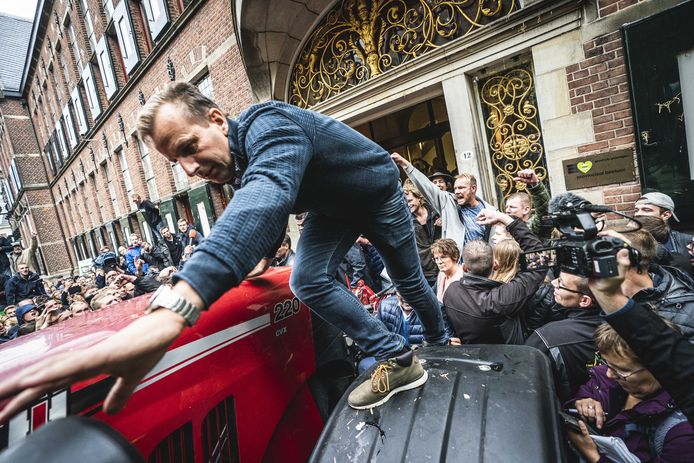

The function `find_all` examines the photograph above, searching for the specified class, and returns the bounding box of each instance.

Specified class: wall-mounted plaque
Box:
[562,149,635,190]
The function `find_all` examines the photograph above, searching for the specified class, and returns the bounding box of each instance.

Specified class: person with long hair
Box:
[431,239,463,302]
[491,239,521,283]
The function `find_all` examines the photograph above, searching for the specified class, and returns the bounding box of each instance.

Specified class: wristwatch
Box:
[145,285,202,326]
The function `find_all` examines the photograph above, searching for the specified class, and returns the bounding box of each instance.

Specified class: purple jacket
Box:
[569,365,694,462]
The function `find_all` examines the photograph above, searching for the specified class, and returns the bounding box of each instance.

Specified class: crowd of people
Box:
[1,82,693,460]
[322,156,694,461]
[0,208,205,344]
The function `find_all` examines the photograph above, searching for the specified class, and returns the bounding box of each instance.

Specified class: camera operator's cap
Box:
[11,241,21,247]
[428,171,453,183]
[636,192,679,222]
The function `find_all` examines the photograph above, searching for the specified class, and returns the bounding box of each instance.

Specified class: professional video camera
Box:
[520,197,640,278]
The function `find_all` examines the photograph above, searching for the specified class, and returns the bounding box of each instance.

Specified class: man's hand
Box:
[513,169,539,186]
[390,152,411,169]
[245,257,271,279]
[113,274,137,287]
[0,308,187,423]
[476,209,513,226]
[587,230,633,313]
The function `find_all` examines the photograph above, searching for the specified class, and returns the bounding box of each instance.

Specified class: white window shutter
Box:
[144,0,170,41]
[55,121,69,159]
[82,64,102,118]
[62,105,78,149]
[113,0,140,74]
[95,36,118,99]
[71,86,89,134]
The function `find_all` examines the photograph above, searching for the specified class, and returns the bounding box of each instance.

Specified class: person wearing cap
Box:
[428,171,453,193]
[8,233,38,275]
[635,192,693,262]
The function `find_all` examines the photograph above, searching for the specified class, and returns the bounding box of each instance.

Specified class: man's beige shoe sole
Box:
[349,369,428,410]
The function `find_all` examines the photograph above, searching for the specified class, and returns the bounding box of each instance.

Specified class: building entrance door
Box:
[353,96,456,180]
[477,62,549,205]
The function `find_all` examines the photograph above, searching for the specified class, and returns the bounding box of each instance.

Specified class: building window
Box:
[50,131,63,169]
[63,105,79,149]
[196,73,214,100]
[79,0,97,52]
[135,136,158,200]
[142,0,170,41]
[117,150,134,206]
[113,1,140,74]
[45,146,56,175]
[9,161,22,195]
[67,22,82,71]
[82,64,102,118]
[104,162,121,217]
[59,49,72,90]
[102,0,115,22]
[71,87,89,134]
[3,179,14,206]
[172,163,188,190]
[55,120,69,159]
[96,36,118,99]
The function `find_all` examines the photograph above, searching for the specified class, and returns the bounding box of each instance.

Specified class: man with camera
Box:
[610,228,694,339]
[587,247,694,426]
[443,209,545,344]
[525,273,602,401]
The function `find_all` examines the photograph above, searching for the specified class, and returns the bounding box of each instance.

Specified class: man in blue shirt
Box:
[0,82,449,417]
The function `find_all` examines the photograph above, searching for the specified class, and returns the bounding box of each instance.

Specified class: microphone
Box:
[548,192,613,214]
[548,192,591,213]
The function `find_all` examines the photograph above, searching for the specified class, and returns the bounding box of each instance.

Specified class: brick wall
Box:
[565,29,641,217]
[597,0,644,17]
[11,0,254,273]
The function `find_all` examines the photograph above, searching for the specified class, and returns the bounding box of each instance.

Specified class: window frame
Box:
[142,0,170,41]
[82,63,102,118]
[113,0,141,74]
[95,36,118,99]
[71,86,89,134]
[62,105,79,149]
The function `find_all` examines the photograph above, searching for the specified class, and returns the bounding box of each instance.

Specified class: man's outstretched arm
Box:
[0,111,313,423]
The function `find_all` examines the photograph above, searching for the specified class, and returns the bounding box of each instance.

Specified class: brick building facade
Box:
[0,0,253,276]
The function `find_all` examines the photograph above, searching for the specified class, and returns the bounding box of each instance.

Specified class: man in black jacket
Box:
[444,209,545,344]
[4,264,46,306]
[615,228,694,338]
[132,194,163,244]
[160,227,183,267]
[525,273,601,401]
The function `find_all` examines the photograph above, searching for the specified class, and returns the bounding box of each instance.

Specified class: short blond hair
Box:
[455,172,477,186]
[137,81,221,143]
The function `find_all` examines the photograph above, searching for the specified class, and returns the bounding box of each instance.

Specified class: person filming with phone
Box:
[565,322,694,462]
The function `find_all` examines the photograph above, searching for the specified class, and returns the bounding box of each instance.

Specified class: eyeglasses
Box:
[551,278,587,295]
[599,357,647,381]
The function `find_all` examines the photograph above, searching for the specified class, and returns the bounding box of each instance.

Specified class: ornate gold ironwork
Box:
[289,0,517,108]
[480,65,547,200]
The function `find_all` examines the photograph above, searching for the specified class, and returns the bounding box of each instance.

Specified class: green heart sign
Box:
[577,161,593,173]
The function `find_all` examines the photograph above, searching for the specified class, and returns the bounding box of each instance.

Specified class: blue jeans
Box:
[149,220,163,245]
[290,188,448,361]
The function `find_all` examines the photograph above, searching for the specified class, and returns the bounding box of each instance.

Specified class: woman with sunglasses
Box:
[566,322,694,462]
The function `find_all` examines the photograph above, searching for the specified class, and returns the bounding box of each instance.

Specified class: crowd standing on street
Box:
[1,82,694,461]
